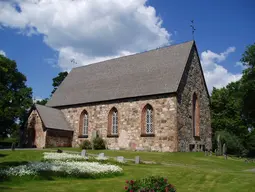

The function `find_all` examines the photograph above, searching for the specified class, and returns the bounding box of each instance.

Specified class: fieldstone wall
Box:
[60,95,178,152]
[27,110,46,148]
[45,130,73,147]
[177,46,212,152]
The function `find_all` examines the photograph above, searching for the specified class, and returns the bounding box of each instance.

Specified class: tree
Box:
[35,98,48,105]
[51,71,68,95]
[210,43,255,157]
[211,81,248,138]
[240,43,255,126]
[210,81,250,156]
[0,55,33,138]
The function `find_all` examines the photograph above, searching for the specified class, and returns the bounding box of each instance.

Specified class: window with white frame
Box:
[112,110,118,135]
[83,113,88,135]
[146,107,153,134]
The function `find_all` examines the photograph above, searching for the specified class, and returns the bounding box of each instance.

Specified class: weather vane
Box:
[190,20,196,40]
[71,58,78,65]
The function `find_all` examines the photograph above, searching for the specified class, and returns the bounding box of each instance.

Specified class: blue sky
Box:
[0,0,254,100]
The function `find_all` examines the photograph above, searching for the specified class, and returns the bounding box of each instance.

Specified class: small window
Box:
[112,110,118,135]
[83,113,88,135]
[146,107,153,134]
[108,107,119,137]
[79,110,88,137]
[141,104,154,137]
[192,93,200,137]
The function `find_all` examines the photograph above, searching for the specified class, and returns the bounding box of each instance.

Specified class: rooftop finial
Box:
[190,20,196,40]
[71,58,78,65]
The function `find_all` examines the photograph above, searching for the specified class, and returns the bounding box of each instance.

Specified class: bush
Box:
[93,137,105,150]
[80,140,92,149]
[124,176,176,192]
[214,130,247,156]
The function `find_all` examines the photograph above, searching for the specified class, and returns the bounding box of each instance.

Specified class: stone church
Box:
[23,41,212,152]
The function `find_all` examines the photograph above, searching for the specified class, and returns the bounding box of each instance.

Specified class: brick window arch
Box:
[79,110,88,137]
[107,107,118,137]
[141,104,154,137]
[192,93,200,137]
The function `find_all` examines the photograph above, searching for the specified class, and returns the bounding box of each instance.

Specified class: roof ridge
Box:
[72,40,194,71]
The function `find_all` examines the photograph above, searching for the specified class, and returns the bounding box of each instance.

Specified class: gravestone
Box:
[98,153,105,158]
[116,156,125,163]
[97,152,108,160]
[81,149,86,157]
[136,147,144,151]
[135,156,140,164]
[11,142,15,151]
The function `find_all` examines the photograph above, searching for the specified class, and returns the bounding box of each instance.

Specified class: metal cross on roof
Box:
[190,20,196,40]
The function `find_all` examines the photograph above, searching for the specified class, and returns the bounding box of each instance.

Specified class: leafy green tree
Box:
[211,81,248,138]
[51,71,68,95]
[215,130,246,156]
[0,55,33,138]
[211,43,255,156]
[35,98,48,106]
[240,43,255,126]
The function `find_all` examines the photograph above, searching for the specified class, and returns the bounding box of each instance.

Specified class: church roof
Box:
[35,104,72,131]
[47,41,195,107]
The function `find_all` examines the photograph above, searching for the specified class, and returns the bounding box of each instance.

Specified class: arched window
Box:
[192,93,200,137]
[80,110,88,136]
[141,104,154,136]
[108,107,118,137]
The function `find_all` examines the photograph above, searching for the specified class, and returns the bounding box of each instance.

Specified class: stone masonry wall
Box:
[60,95,178,152]
[177,46,212,152]
[45,130,73,147]
[27,110,46,148]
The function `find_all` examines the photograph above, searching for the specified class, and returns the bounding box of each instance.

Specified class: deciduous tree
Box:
[0,55,32,138]
[51,71,68,95]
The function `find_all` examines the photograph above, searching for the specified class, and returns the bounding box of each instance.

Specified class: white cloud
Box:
[0,0,171,71]
[201,47,242,92]
[235,61,247,70]
[0,49,6,56]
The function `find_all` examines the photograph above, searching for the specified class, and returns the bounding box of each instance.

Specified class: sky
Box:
[0,0,254,100]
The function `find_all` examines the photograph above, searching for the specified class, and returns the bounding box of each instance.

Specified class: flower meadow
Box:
[0,152,123,179]
[43,152,88,161]
[96,156,109,161]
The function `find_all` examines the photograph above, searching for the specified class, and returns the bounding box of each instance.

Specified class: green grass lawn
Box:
[0,149,254,192]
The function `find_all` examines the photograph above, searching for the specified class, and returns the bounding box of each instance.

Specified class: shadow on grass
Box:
[0,186,12,190]
[0,161,28,169]
[0,154,8,158]
[0,161,29,183]
[0,170,56,183]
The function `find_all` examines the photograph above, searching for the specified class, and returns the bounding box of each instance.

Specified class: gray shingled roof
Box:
[35,104,72,131]
[47,41,194,107]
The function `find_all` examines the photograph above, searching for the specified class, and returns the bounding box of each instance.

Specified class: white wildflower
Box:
[43,152,88,161]
[0,161,122,177]
[96,156,109,160]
